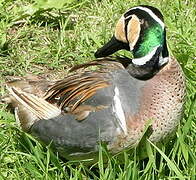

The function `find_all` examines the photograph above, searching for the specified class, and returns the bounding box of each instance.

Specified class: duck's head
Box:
[95,5,169,79]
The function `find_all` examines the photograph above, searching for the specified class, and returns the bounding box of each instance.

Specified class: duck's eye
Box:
[139,19,145,24]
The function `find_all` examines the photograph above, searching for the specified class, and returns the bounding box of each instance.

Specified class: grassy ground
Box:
[0,0,195,179]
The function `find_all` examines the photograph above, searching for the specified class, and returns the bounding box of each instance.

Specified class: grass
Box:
[0,0,195,179]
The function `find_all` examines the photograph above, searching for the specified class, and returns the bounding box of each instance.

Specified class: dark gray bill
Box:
[94,36,130,58]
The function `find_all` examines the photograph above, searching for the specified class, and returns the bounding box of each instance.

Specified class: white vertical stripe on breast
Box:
[113,87,127,134]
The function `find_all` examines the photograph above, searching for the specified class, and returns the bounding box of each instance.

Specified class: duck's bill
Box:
[95,36,129,58]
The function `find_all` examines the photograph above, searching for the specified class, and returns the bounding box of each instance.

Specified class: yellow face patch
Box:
[127,15,141,50]
[115,16,127,43]
[114,14,141,50]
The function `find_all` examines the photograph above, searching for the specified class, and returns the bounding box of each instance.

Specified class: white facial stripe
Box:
[124,14,132,20]
[130,6,165,29]
[113,87,127,134]
[132,46,159,65]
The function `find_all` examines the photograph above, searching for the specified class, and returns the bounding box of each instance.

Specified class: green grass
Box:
[0,0,195,179]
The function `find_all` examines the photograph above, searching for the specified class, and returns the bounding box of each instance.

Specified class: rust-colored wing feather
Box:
[44,60,124,112]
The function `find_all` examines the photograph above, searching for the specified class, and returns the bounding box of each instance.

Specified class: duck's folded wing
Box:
[6,86,61,120]
[44,60,124,112]
[69,58,125,72]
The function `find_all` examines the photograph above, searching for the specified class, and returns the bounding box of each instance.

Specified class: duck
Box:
[1,5,185,163]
